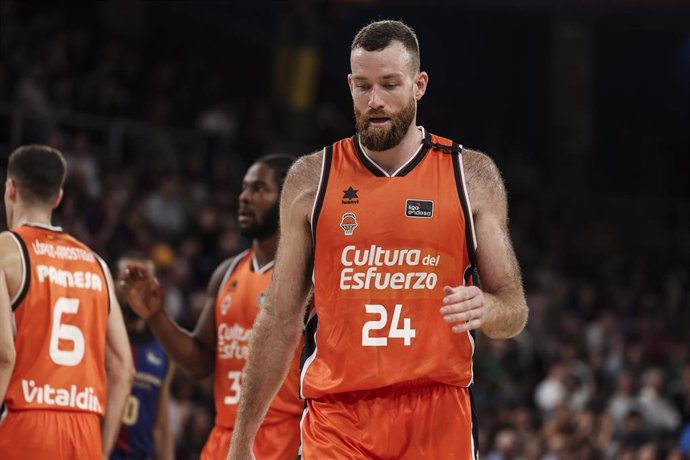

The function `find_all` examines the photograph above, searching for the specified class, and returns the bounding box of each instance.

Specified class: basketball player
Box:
[119,155,303,459]
[228,21,529,459]
[0,145,134,459]
[111,255,174,460]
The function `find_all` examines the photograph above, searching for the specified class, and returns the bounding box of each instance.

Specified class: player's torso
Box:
[214,250,302,428]
[302,129,477,398]
[5,224,109,415]
[115,331,170,456]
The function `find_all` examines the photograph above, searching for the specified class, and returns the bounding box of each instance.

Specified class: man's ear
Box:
[414,71,429,101]
[5,177,17,201]
[52,188,64,209]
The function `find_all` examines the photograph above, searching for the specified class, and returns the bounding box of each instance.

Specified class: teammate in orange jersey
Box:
[119,155,303,460]
[228,20,529,460]
[0,145,134,459]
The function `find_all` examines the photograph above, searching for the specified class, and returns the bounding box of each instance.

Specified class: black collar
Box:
[353,130,432,178]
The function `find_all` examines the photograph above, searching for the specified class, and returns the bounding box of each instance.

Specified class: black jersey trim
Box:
[8,231,30,312]
[310,146,332,247]
[451,144,477,270]
[300,311,318,372]
[353,135,384,177]
[353,131,432,178]
[299,309,318,399]
[469,386,479,460]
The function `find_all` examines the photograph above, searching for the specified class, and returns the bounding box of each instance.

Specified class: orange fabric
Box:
[303,132,476,399]
[201,425,233,460]
[4,225,109,415]
[301,383,474,459]
[0,410,102,459]
[201,418,301,460]
[212,249,302,450]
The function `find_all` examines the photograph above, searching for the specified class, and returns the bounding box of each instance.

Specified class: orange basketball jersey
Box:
[214,249,303,429]
[302,128,478,399]
[4,224,109,415]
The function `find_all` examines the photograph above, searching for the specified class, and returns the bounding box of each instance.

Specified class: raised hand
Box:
[117,263,164,321]
[439,285,486,334]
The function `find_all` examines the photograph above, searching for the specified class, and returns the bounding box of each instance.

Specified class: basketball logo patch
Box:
[340,212,358,236]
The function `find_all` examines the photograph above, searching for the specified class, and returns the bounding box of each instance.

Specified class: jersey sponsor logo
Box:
[342,186,359,205]
[340,212,358,236]
[217,323,251,360]
[339,244,441,291]
[21,379,102,412]
[31,241,96,262]
[36,264,103,292]
[405,199,434,218]
[220,294,232,315]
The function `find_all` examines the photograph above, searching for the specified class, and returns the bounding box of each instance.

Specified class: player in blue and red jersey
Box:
[111,255,174,460]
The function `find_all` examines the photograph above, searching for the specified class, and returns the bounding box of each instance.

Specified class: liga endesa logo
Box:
[405,199,434,218]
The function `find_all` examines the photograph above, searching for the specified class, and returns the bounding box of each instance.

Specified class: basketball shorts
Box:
[0,409,102,459]
[201,416,301,460]
[300,382,478,459]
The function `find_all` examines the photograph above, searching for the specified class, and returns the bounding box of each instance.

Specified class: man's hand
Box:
[118,263,164,321]
[439,285,486,333]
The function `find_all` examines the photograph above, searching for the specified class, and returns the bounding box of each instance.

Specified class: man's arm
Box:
[102,265,135,458]
[0,233,22,403]
[440,149,528,339]
[0,270,15,402]
[228,153,322,460]
[153,363,175,460]
[0,232,24,306]
[119,258,233,380]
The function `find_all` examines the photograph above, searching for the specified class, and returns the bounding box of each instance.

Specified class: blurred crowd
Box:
[1,1,689,459]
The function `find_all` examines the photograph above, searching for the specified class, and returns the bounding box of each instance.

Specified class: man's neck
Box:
[362,124,423,176]
[11,206,53,229]
[252,233,278,269]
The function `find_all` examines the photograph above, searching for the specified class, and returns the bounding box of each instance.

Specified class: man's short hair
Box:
[351,20,420,72]
[7,144,66,204]
[255,154,297,191]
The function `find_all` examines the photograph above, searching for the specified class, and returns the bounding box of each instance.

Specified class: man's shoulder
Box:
[461,148,502,185]
[284,150,324,194]
[208,253,248,296]
[460,148,506,212]
[293,150,324,175]
[0,231,21,262]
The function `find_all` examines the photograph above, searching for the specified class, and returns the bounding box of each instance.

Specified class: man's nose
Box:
[239,188,251,203]
[368,86,385,110]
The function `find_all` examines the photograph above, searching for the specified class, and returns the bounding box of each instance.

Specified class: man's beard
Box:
[239,202,279,240]
[355,97,416,151]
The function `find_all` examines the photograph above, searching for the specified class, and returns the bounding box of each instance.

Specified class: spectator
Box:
[638,368,681,434]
